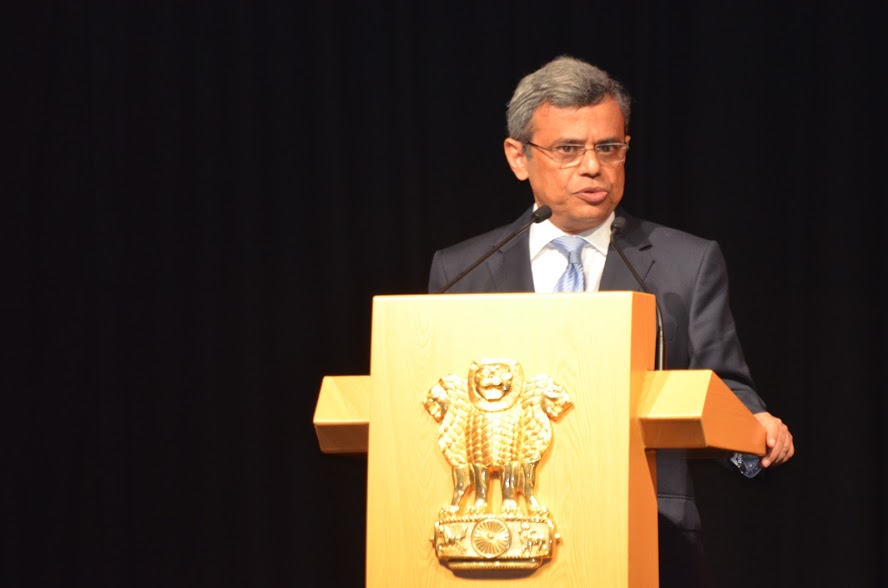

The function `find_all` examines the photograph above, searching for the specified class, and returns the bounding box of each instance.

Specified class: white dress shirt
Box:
[528,209,615,293]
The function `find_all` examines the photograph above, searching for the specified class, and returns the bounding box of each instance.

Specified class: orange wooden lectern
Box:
[313,292,765,587]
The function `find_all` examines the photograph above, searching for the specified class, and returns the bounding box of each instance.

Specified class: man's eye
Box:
[554,145,583,155]
[596,143,622,154]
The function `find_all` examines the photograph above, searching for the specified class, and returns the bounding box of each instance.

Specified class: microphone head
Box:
[532,205,553,222]
[611,216,627,234]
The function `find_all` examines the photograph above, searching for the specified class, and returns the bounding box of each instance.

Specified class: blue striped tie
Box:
[551,236,586,292]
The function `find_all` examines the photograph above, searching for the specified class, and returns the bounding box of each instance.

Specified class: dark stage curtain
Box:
[8,1,886,587]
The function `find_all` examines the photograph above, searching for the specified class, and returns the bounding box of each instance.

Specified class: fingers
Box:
[755,412,794,468]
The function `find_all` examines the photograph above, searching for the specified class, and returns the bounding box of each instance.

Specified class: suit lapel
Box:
[482,209,535,293]
[491,230,535,292]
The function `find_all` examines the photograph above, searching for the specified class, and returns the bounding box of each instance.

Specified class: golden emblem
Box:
[423,358,573,570]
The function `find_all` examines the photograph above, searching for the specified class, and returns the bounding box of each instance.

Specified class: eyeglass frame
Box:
[524,140,629,168]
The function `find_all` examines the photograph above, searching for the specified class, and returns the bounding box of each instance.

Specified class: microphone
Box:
[435,205,553,294]
[610,216,666,371]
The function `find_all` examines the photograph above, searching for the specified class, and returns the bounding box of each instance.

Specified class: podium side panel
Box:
[638,371,766,455]
[313,375,370,454]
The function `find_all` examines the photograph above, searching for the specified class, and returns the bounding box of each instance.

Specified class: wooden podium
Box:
[313,292,765,587]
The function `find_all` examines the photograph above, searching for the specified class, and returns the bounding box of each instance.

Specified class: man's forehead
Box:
[531,99,626,138]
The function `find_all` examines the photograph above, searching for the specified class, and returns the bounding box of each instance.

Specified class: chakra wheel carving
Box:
[471,518,511,558]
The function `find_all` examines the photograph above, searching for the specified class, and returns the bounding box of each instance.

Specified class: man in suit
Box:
[428,55,795,587]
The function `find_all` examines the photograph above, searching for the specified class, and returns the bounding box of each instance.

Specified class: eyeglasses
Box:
[525,141,629,168]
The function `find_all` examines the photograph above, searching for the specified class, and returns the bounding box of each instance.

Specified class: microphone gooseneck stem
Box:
[611,221,666,371]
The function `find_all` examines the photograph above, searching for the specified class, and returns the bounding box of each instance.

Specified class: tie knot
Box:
[551,236,586,263]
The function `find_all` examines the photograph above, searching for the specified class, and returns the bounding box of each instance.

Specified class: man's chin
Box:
[551,212,610,234]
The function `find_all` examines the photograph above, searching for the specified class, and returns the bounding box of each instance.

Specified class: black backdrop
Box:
[8,2,887,587]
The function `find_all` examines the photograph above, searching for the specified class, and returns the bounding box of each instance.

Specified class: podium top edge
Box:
[372,291,651,301]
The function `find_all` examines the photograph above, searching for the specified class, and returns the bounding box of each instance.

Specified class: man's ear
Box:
[503,138,529,181]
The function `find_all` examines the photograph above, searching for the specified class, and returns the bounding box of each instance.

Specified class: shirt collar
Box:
[528,206,615,259]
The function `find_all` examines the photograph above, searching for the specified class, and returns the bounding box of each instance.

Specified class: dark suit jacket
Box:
[428,206,766,538]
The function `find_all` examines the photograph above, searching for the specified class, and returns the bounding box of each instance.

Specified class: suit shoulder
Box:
[637,218,720,252]
[620,215,726,273]
[434,224,513,257]
[433,210,532,259]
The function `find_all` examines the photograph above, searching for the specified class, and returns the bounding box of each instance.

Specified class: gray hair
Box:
[506,55,632,142]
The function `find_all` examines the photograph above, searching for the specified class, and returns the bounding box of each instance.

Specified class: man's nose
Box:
[577,148,601,174]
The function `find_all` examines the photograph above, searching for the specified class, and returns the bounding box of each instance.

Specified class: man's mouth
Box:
[575,188,608,205]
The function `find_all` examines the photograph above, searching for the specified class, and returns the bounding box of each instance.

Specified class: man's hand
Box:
[753,411,795,468]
